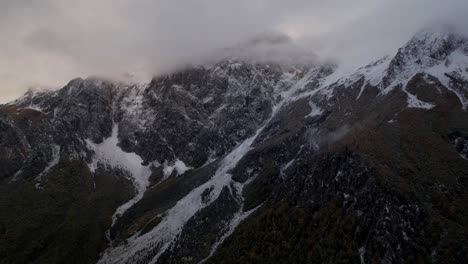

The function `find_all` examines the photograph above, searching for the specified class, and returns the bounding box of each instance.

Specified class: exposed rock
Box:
[1,28,468,264]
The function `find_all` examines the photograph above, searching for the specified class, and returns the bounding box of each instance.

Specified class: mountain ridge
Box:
[1,27,468,264]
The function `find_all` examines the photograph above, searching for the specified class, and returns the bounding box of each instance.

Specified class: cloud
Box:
[0,0,468,102]
[307,0,468,69]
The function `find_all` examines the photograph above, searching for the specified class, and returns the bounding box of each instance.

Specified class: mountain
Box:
[1,27,468,264]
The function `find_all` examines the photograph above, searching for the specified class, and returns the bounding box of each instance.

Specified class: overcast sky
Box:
[1,0,468,102]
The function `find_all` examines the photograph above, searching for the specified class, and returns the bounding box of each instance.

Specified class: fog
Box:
[1,0,468,102]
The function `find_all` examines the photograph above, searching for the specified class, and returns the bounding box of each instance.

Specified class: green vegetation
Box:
[0,161,133,264]
[207,201,359,264]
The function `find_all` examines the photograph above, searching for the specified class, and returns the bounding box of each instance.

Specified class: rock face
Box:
[1,28,468,264]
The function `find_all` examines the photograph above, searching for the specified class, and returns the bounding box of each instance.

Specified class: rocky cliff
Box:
[1,28,468,264]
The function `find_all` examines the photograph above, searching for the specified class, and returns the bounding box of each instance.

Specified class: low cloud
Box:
[1,0,468,102]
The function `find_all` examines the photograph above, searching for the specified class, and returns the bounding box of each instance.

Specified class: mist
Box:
[1,0,468,102]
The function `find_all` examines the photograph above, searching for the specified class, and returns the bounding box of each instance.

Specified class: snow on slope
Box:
[96,28,468,263]
[426,49,468,109]
[98,64,319,264]
[403,89,435,109]
[163,159,192,178]
[313,31,468,110]
[35,144,61,188]
[380,28,468,108]
[307,101,324,118]
[354,56,392,99]
[98,119,269,264]
[118,84,158,133]
[296,28,468,111]
[199,176,261,264]
[86,124,152,225]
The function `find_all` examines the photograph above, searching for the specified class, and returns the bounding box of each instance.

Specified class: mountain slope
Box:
[1,28,468,264]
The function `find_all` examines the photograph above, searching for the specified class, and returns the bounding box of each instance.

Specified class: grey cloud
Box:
[1,0,468,102]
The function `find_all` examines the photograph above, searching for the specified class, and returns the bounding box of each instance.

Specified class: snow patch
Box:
[280,158,295,179]
[404,89,435,109]
[306,101,323,118]
[86,124,152,226]
[24,105,45,113]
[359,247,366,264]
[426,49,468,109]
[119,85,154,130]
[283,159,295,171]
[9,168,24,183]
[163,159,192,178]
[199,203,261,264]
[202,96,213,104]
[98,122,267,264]
[98,67,306,264]
[346,56,392,100]
[35,144,61,188]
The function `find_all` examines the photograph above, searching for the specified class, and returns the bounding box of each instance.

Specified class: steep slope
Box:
[0,60,315,263]
[205,28,468,264]
[1,27,468,264]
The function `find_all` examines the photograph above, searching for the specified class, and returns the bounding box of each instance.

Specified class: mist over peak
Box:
[205,31,316,68]
[1,0,468,102]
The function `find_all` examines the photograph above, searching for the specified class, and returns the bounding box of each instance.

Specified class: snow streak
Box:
[86,124,152,226]
[98,66,313,264]
[35,144,61,188]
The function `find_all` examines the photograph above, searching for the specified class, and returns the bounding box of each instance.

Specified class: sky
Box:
[1,0,468,103]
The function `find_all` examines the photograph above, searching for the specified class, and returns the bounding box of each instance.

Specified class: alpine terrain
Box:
[1,27,468,264]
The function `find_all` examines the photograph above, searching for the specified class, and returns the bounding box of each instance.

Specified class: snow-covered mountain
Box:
[1,27,468,264]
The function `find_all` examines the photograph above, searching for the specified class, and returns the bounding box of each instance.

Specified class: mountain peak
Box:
[206,32,316,68]
[402,26,465,61]
[406,25,467,59]
[3,22,468,264]
[412,24,458,40]
[381,25,468,89]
